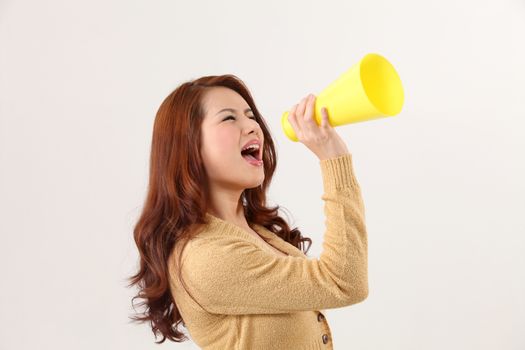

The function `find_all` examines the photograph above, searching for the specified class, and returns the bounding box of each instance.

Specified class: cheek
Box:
[206,130,240,161]
[216,128,239,153]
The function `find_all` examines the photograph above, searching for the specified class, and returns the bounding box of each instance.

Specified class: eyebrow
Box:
[215,108,253,116]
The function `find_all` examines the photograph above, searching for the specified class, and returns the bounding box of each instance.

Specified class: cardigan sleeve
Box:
[177,153,368,315]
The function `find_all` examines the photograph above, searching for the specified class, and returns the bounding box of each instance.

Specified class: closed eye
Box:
[223,115,257,122]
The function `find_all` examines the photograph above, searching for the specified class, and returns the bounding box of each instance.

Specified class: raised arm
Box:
[175,153,368,315]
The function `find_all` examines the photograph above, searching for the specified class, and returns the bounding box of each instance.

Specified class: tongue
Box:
[242,154,257,161]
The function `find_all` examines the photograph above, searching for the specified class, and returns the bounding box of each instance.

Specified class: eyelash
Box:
[223,115,257,122]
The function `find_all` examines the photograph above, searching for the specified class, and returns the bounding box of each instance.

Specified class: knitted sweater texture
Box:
[168,153,368,349]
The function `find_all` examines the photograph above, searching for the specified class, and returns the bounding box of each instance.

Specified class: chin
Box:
[244,178,264,190]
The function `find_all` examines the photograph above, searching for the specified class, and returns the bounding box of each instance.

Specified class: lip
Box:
[241,153,263,167]
[242,139,260,149]
[241,139,263,160]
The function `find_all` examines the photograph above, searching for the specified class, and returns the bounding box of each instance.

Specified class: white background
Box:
[1,0,524,349]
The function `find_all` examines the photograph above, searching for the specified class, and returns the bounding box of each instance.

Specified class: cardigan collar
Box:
[203,212,306,258]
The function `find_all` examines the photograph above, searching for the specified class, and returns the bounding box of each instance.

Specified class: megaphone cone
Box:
[281,53,404,142]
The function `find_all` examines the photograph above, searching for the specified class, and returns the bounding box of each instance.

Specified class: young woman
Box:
[127,74,368,349]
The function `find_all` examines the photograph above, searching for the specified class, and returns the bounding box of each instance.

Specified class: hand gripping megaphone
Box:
[281,53,405,141]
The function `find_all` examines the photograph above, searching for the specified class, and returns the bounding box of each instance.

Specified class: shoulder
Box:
[178,234,261,268]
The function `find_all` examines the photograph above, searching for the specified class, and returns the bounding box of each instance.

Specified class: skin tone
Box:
[200,86,265,231]
[198,88,349,256]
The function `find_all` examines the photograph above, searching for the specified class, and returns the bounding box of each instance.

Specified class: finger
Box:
[303,94,315,123]
[288,104,302,136]
[321,107,330,129]
[296,95,309,120]
[300,95,318,137]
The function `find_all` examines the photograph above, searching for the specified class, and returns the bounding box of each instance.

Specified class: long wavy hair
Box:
[126,74,313,344]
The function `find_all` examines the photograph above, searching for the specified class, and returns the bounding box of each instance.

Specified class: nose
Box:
[244,119,261,136]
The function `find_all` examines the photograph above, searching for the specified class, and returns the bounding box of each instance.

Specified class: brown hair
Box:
[126,74,312,344]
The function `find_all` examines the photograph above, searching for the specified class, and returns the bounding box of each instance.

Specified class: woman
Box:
[127,74,368,349]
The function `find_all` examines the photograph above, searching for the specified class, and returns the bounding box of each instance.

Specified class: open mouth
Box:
[240,146,261,162]
[240,146,263,166]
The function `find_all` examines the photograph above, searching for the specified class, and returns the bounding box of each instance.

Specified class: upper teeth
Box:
[242,144,260,152]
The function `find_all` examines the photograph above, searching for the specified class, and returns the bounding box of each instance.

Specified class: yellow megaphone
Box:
[281,53,404,142]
